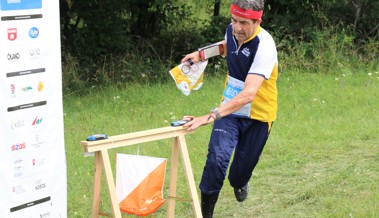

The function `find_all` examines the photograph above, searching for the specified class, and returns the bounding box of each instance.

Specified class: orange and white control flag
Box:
[116,154,167,216]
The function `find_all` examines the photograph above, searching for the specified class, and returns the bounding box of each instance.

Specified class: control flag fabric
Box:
[116,154,167,216]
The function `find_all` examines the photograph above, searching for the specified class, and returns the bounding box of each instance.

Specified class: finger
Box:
[181,55,191,63]
[183,115,195,121]
[186,124,197,130]
[183,119,194,127]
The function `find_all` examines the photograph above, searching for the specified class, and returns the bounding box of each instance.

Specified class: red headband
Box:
[230,4,263,20]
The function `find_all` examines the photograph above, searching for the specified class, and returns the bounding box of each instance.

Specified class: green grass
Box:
[64,71,379,217]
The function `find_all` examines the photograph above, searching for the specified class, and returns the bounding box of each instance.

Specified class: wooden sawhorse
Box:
[80,126,202,218]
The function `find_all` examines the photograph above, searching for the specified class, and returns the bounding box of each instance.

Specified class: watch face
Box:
[211,108,221,119]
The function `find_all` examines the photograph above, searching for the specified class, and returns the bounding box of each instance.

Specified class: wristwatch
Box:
[211,107,222,120]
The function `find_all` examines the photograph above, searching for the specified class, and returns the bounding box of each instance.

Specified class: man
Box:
[181,0,278,217]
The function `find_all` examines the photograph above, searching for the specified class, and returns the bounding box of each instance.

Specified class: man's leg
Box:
[201,192,219,218]
[199,116,239,217]
[228,120,272,201]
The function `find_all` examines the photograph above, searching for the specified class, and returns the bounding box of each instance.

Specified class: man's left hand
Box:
[183,114,214,130]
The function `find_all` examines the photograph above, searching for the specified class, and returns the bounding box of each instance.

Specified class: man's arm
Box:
[184,74,265,130]
[181,40,226,64]
[216,74,264,117]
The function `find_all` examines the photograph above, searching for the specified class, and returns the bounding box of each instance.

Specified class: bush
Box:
[60,0,378,92]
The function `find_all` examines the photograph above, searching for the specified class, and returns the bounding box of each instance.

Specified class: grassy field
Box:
[63,70,378,217]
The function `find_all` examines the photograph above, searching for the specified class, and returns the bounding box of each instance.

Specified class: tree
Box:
[214,0,222,16]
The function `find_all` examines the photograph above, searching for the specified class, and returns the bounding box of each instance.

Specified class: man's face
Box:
[231,14,260,43]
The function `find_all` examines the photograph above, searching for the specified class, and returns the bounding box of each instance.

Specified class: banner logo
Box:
[7,28,17,41]
[10,196,51,213]
[32,157,47,169]
[10,84,16,95]
[40,212,51,218]
[7,52,20,61]
[35,179,46,190]
[32,116,42,125]
[32,135,44,148]
[1,14,43,21]
[7,100,47,112]
[11,143,26,151]
[29,48,41,57]
[12,185,26,195]
[13,159,24,177]
[6,68,45,78]
[22,85,32,92]
[0,0,42,11]
[29,27,39,39]
[11,119,25,130]
[38,81,44,91]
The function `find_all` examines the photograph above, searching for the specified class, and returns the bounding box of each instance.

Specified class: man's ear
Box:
[253,19,262,25]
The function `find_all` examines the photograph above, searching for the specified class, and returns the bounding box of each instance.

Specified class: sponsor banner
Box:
[0,0,67,217]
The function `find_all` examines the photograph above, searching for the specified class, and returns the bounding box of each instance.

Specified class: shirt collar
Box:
[243,25,261,43]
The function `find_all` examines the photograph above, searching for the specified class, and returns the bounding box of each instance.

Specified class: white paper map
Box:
[169,60,208,96]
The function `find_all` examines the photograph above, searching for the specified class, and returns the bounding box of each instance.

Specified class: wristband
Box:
[207,113,217,122]
[198,43,224,61]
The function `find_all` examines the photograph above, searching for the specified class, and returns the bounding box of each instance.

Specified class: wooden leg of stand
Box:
[101,150,122,218]
[168,137,180,218]
[91,151,102,218]
[178,135,202,218]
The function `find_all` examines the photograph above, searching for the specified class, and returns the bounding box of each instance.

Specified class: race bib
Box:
[221,76,252,117]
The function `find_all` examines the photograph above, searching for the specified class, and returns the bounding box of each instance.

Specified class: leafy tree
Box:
[60,0,191,57]
[59,0,378,87]
[264,0,378,43]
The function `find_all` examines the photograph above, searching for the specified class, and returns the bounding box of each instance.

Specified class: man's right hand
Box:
[181,51,201,64]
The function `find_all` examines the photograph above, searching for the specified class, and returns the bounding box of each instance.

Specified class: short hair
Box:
[232,0,264,11]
